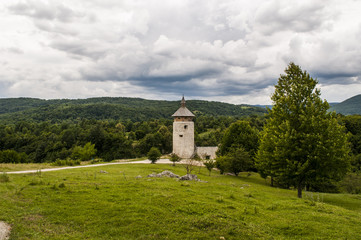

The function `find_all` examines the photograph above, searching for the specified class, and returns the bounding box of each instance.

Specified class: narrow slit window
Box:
[184,125,188,129]
[179,135,183,137]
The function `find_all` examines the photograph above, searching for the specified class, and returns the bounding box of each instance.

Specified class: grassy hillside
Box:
[0,97,266,123]
[330,94,361,115]
[0,164,360,239]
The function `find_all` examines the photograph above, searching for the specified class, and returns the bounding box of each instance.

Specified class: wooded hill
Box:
[330,94,361,115]
[0,97,266,123]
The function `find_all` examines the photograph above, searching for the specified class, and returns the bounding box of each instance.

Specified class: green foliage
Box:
[203,159,215,176]
[169,153,181,166]
[0,149,28,163]
[72,142,97,161]
[218,121,259,170]
[0,97,267,123]
[339,173,361,194]
[256,63,351,198]
[215,156,227,175]
[147,147,161,164]
[216,148,252,176]
[341,115,361,155]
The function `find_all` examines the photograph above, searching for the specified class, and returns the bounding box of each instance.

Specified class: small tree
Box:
[72,142,97,161]
[204,159,215,176]
[147,147,161,164]
[183,154,198,174]
[169,153,181,166]
[226,148,252,176]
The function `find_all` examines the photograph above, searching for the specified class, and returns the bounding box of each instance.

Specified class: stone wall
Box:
[196,146,218,160]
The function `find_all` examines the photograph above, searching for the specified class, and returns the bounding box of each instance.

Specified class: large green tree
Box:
[256,63,351,198]
[218,120,259,158]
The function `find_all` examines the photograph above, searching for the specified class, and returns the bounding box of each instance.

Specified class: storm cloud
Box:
[1,0,361,104]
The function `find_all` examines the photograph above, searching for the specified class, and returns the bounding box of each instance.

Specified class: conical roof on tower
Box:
[172,96,195,117]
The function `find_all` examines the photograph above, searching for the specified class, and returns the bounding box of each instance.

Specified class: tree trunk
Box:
[297,184,302,198]
[271,176,274,187]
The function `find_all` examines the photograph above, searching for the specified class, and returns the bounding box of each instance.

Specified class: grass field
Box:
[0,163,360,239]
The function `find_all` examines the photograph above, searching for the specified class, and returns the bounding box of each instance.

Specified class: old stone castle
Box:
[172,96,218,159]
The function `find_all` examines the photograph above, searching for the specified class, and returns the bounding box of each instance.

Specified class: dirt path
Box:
[5,159,174,174]
[0,222,10,240]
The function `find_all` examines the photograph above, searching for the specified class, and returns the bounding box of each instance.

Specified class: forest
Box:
[0,94,361,194]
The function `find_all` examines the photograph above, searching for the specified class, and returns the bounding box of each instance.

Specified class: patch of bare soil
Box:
[0,222,10,240]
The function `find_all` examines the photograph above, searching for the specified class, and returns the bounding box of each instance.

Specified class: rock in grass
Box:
[147,171,180,178]
[179,174,199,181]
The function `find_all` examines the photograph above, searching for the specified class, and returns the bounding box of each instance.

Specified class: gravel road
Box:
[5,159,174,174]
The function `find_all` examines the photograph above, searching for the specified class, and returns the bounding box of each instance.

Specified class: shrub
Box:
[204,159,215,176]
[72,142,97,161]
[169,153,181,166]
[147,147,161,164]
[0,150,28,163]
[339,173,361,194]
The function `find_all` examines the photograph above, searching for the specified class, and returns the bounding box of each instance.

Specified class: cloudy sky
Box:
[1,0,361,104]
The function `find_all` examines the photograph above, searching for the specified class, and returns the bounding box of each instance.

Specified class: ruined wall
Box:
[196,146,218,160]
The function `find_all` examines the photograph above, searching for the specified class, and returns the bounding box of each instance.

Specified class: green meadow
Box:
[1,163,360,239]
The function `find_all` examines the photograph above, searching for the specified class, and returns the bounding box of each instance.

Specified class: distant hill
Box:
[330,94,361,115]
[0,97,267,123]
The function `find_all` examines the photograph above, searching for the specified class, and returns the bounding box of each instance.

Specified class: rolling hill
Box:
[330,94,361,115]
[0,97,267,123]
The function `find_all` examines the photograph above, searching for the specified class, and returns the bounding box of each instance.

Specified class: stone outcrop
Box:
[147,170,180,178]
[179,174,199,181]
[147,171,207,182]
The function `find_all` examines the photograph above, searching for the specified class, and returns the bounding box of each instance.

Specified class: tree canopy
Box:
[256,63,351,198]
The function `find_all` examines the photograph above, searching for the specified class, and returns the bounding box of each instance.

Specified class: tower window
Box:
[179,135,183,137]
[184,125,187,129]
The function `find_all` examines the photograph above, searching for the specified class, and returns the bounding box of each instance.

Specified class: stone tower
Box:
[172,96,195,159]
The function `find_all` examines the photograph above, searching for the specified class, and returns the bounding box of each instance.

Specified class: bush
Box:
[0,150,28,163]
[215,156,228,174]
[72,142,97,161]
[339,173,361,194]
[204,159,215,176]
[169,153,181,166]
[147,147,161,164]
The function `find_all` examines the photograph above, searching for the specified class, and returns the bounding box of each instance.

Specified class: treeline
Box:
[0,116,255,164]
[0,97,267,123]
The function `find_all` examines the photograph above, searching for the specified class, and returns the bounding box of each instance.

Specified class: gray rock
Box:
[179,174,199,181]
[100,170,108,174]
[135,175,142,179]
[147,171,180,178]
